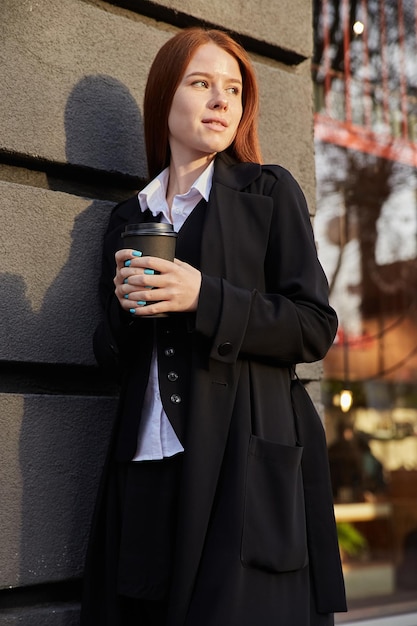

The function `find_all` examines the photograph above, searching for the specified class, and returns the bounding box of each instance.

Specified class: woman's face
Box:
[167,42,243,164]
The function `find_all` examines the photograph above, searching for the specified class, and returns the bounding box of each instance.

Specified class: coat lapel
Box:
[200,156,274,287]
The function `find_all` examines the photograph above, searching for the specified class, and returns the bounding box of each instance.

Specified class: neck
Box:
[166,154,215,208]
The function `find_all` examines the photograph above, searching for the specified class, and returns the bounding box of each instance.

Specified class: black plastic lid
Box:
[121,223,177,237]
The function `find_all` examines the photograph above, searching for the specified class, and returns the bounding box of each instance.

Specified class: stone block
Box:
[146,0,313,58]
[257,59,315,208]
[296,361,323,382]
[0,181,113,365]
[0,392,117,589]
[0,0,166,177]
[0,604,79,626]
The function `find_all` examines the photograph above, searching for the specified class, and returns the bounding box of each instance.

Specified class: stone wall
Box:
[0,0,316,622]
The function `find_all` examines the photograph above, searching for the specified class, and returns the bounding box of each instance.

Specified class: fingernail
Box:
[124,294,129,299]
[123,278,128,284]
[137,300,146,306]
[125,260,131,267]
[129,308,136,314]
[144,269,155,275]
[132,250,142,257]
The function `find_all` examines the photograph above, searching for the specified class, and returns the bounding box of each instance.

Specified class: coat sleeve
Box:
[195,167,337,366]
[92,199,150,375]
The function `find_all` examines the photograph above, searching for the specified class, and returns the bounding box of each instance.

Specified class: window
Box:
[313,0,417,620]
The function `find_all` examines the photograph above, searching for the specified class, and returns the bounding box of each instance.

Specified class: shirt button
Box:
[168,371,179,382]
[170,394,182,404]
[164,347,175,357]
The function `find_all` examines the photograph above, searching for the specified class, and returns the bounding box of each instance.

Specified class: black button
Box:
[167,371,179,382]
[164,347,175,357]
[217,342,233,356]
[170,394,182,404]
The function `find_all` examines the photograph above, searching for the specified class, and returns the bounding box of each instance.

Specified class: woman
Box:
[81,27,346,626]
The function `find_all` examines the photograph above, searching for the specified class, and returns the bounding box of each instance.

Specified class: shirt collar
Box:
[138,160,214,216]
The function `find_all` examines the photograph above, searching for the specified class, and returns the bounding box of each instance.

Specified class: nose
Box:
[209,94,228,110]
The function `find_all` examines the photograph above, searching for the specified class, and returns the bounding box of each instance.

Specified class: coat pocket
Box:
[241,434,308,573]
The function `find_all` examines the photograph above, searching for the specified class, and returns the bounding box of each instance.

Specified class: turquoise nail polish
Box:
[123,278,128,284]
[132,250,142,257]
[144,268,155,275]
[137,300,146,306]
[124,294,129,299]
[125,260,131,267]
[129,308,136,314]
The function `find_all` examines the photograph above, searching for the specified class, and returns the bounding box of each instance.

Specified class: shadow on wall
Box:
[15,76,143,592]
[62,74,145,175]
[0,76,144,365]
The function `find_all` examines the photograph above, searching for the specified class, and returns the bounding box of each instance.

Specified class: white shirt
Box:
[132,161,214,461]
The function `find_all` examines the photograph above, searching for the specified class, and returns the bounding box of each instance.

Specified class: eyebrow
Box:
[184,71,242,85]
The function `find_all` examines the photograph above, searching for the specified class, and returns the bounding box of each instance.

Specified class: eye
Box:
[192,80,208,88]
[226,86,241,96]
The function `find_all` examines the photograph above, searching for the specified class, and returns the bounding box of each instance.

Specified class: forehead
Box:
[183,42,242,79]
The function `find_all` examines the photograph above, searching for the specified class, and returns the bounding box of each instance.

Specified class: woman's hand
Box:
[114,249,202,316]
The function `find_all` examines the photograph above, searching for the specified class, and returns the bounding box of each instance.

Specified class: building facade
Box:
[0,1,317,624]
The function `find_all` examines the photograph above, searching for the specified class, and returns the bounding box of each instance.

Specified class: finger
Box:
[132,299,169,317]
[117,266,153,283]
[126,287,170,315]
[119,270,163,289]
[115,257,161,286]
[127,301,147,317]
[118,290,150,312]
[129,282,168,304]
[134,256,176,273]
[115,248,143,269]
[117,270,165,302]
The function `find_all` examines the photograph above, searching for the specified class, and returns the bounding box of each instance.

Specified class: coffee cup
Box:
[121,222,178,317]
[121,222,178,261]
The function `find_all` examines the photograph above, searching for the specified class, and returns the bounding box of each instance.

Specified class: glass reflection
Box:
[313,0,417,615]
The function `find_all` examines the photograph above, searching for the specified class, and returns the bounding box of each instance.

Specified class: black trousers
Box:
[116,455,183,625]
[82,454,183,626]
[120,596,170,626]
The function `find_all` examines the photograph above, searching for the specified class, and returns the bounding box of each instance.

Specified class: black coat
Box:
[84,154,346,625]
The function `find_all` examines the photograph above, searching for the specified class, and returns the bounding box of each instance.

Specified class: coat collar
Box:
[212,152,262,191]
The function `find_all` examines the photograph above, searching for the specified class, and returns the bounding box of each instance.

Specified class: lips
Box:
[202,118,228,127]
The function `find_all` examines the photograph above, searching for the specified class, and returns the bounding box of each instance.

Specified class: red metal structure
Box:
[313,0,417,166]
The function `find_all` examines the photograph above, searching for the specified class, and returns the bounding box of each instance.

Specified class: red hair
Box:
[143,28,263,178]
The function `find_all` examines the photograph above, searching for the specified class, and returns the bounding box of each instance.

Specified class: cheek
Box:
[167,93,187,132]
[231,107,243,134]
[168,109,184,136]
[169,100,196,132]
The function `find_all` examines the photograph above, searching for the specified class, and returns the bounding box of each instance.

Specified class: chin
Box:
[203,140,233,154]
